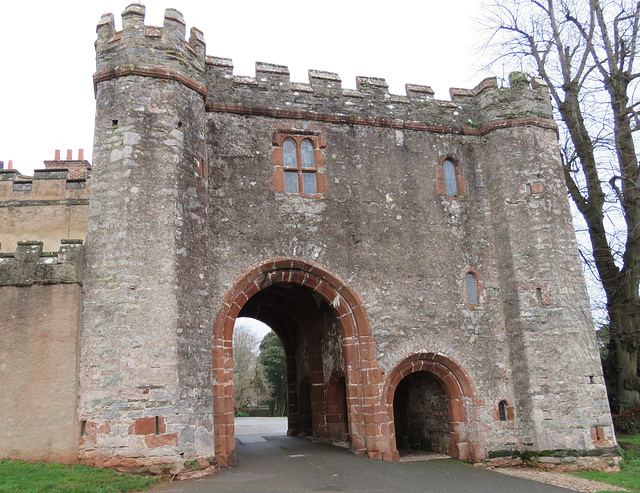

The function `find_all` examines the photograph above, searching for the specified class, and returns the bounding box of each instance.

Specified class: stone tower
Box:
[79,5,213,467]
[74,3,615,472]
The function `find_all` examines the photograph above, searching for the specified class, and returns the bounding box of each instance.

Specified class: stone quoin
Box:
[0,3,617,473]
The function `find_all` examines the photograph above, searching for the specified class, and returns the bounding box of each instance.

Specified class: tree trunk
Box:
[604,308,640,412]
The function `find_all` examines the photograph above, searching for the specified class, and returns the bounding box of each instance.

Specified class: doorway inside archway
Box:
[393,371,450,455]
[236,284,348,442]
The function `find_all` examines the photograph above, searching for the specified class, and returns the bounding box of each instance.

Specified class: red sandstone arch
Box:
[384,352,484,461]
[212,258,392,466]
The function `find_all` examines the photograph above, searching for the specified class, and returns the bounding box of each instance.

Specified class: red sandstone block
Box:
[366,369,384,384]
[531,183,544,194]
[145,433,178,448]
[449,400,466,422]
[314,280,335,302]
[319,269,344,291]
[352,305,370,333]
[338,284,363,309]
[367,450,383,460]
[133,417,165,436]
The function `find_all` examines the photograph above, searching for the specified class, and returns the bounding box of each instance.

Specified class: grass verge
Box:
[572,435,640,492]
[0,459,159,493]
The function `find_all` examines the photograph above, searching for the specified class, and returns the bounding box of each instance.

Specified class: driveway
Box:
[149,417,577,493]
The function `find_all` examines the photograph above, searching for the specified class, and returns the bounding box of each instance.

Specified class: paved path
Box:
[149,418,578,493]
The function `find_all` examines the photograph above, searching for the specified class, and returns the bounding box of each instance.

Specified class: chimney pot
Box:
[78,149,84,160]
[8,160,13,169]
[66,149,73,160]
[55,149,60,160]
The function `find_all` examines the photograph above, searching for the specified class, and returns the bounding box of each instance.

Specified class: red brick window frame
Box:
[436,156,466,198]
[271,130,326,197]
[462,267,484,308]
[496,400,515,422]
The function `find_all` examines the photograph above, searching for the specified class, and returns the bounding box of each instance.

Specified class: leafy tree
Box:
[259,331,288,416]
[483,0,640,411]
[233,320,270,413]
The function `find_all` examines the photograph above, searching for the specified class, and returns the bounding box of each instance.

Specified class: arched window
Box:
[283,139,297,167]
[274,134,323,196]
[301,140,314,168]
[465,273,478,305]
[498,401,508,421]
[443,159,458,196]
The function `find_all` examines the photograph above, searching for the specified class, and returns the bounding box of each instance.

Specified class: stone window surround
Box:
[271,129,326,197]
[436,155,467,198]
[462,267,484,308]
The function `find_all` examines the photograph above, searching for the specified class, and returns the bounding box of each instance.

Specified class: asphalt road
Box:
[149,418,574,493]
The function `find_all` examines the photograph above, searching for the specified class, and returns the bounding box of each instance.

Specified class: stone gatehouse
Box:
[0,4,616,472]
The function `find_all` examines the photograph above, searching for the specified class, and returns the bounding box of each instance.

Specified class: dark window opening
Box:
[111,120,119,128]
[81,420,87,437]
[498,401,508,421]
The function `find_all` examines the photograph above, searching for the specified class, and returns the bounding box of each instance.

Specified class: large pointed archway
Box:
[212,258,393,466]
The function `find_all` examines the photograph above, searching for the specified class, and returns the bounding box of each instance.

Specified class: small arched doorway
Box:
[385,352,482,461]
[393,371,450,454]
[212,258,393,466]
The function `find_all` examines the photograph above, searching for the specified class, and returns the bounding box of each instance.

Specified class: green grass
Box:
[573,435,640,492]
[0,460,159,493]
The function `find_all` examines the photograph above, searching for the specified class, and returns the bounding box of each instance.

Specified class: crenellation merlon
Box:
[94,5,206,90]
[0,240,84,286]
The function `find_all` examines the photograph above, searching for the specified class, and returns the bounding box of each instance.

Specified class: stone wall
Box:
[0,241,83,463]
[0,168,90,253]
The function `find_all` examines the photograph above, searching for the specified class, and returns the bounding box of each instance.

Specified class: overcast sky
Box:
[0,1,496,176]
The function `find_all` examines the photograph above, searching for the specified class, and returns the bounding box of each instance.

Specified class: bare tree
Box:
[483,0,640,412]
[233,319,271,413]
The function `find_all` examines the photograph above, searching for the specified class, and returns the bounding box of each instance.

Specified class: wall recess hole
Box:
[155,416,160,435]
[177,121,183,129]
[111,120,119,128]
[589,375,595,384]
[81,420,87,437]
[526,183,532,194]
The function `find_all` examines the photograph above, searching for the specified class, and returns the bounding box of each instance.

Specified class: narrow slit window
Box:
[536,288,543,306]
[466,273,478,304]
[443,159,458,196]
[285,172,299,193]
[498,401,508,421]
[283,139,297,167]
[301,140,314,168]
[155,416,160,435]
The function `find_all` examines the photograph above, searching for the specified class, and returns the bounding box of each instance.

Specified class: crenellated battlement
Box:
[0,240,83,286]
[205,56,554,132]
[94,5,554,134]
[94,4,206,95]
[0,168,90,204]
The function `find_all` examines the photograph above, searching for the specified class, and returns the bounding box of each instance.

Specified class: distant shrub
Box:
[613,406,640,435]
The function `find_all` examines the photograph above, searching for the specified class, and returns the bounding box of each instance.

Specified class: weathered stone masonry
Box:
[0,3,617,472]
